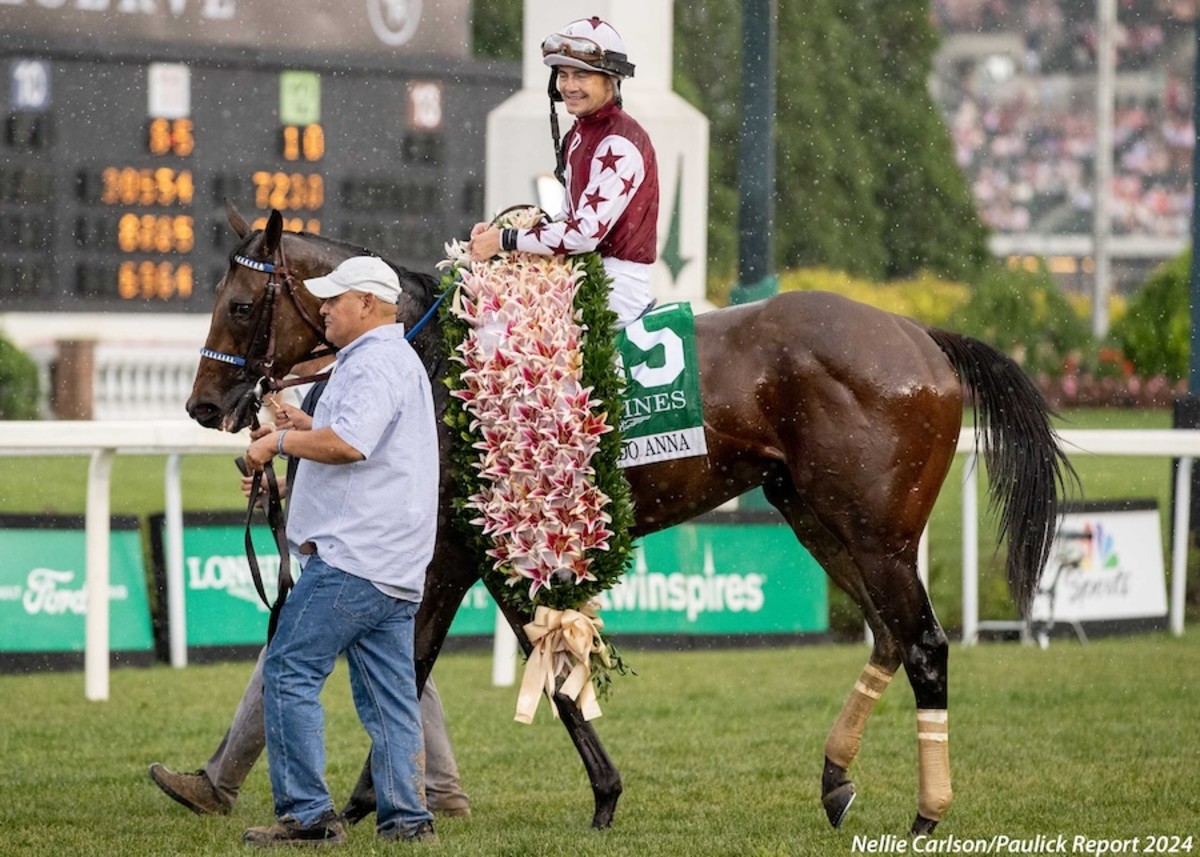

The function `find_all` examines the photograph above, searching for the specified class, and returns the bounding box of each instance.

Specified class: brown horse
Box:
[188,207,1073,835]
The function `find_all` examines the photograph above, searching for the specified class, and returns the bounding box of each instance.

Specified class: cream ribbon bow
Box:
[514,600,610,724]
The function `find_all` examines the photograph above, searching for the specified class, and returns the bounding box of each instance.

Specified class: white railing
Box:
[26,344,200,420]
[93,346,200,420]
[0,423,1193,701]
[0,421,246,701]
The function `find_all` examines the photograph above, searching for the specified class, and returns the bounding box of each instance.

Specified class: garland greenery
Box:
[438,235,635,695]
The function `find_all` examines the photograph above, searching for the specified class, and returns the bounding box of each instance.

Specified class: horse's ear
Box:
[226,201,251,238]
[262,210,284,255]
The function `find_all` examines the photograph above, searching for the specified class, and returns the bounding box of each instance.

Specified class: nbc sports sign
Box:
[1030,501,1168,625]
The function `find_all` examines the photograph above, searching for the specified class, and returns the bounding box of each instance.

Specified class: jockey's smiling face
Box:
[556,67,613,117]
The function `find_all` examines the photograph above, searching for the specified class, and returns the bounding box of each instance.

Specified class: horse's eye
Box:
[229,301,254,320]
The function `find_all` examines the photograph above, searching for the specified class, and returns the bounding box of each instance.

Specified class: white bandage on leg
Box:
[916,708,953,821]
[824,663,895,769]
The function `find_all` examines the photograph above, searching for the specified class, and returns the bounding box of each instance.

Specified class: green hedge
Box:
[1109,252,1190,382]
[0,333,39,420]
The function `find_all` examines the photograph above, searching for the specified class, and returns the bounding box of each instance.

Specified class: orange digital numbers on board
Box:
[117,214,195,254]
[100,167,193,207]
[251,171,324,211]
[281,124,324,162]
[147,118,195,157]
[117,261,194,301]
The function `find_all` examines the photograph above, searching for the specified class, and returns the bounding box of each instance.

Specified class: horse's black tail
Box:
[926,328,1078,617]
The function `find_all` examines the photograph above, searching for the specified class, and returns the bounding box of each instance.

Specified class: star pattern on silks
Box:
[583,188,608,212]
[512,133,645,257]
[596,146,623,173]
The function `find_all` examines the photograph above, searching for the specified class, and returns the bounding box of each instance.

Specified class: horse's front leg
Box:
[550,692,623,829]
[489,589,622,829]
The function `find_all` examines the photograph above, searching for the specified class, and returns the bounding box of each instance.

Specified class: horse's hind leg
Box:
[822,651,898,827]
[864,571,952,833]
[762,482,903,828]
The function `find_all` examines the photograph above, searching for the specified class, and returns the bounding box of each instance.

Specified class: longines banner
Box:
[149,512,495,649]
[154,511,828,649]
[0,515,154,654]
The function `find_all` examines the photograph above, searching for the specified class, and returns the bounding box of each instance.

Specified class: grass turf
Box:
[0,636,1197,855]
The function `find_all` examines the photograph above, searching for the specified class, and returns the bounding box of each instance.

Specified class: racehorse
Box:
[188,207,1074,835]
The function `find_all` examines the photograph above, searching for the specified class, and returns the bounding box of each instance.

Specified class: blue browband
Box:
[233,254,276,273]
[199,348,247,367]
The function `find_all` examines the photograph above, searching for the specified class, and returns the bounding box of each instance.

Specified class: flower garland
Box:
[438,209,634,710]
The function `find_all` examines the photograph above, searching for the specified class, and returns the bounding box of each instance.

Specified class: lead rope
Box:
[238,449,293,643]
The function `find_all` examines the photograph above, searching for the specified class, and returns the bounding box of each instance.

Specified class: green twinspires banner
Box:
[616,303,707,468]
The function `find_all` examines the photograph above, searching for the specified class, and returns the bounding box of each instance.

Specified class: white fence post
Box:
[85,448,115,701]
[961,451,979,646]
[492,608,518,687]
[1171,457,1191,637]
[165,453,188,668]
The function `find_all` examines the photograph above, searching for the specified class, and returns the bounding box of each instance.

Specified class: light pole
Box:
[729,0,778,306]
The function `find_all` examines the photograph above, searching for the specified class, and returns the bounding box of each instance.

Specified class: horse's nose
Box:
[186,396,222,429]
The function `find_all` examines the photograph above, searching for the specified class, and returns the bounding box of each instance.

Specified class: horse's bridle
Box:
[199,241,334,425]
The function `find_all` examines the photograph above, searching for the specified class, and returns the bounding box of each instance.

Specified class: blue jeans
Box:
[263,555,432,834]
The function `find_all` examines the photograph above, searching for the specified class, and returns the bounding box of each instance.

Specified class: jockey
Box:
[469,16,659,330]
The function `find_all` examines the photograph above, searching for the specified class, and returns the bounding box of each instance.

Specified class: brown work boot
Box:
[427,794,471,819]
[379,820,437,843]
[243,810,347,848]
[148,763,231,816]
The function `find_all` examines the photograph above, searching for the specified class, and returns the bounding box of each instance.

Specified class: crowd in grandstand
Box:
[932,0,1195,237]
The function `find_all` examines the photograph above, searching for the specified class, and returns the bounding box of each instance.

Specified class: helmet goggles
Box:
[542,33,635,78]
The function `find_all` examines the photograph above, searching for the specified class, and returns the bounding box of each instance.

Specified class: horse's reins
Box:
[203,245,456,642]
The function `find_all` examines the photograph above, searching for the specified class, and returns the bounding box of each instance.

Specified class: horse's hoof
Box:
[591,800,617,829]
[822,782,857,828]
[910,814,938,835]
[339,790,376,826]
[821,757,856,828]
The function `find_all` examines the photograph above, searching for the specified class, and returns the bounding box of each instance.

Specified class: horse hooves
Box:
[589,785,621,829]
[911,814,939,835]
[591,800,617,829]
[339,790,376,827]
[822,782,857,829]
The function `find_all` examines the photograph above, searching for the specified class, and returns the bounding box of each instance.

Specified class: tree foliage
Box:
[1109,252,1191,381]
[957,263,1092,378]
